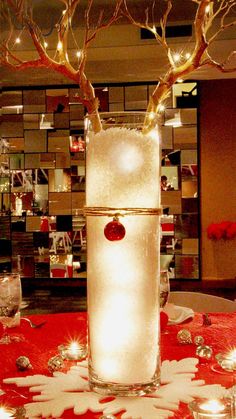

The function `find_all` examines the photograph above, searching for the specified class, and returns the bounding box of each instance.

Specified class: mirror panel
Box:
[23,89,46,113]
[109,86,124,111]
[26,216,41,232]
[39,113,54,129]
[6,138,24,153]
[40,153,56,169]
[9,154,24,170]
[161,126,173,149]
[1,82,199,280]
[48,169,71,192]
[174,213,199,238]
[174,126,197,149]
[69,135,85,153]
[0,196,11,215]
[180,108,197,124]
[69,105,84,129]
[161,166,179,190]
[54,112,70,129]
[172,82,197,108]
[175,255,199,279]
[34,255,50,278]
[49,192,72,215]
[1,91,23,114]
[0,177,10,193]
[25,154,41,169]
[24,114,39,129]
[124,85,147,110]
[2,114,24,137]
[46,89,69,113]
[161,190,182,215]
[25,130,47,152]
[48,130,70,153]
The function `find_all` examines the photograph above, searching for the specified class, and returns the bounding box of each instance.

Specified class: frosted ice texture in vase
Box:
[86,113,161,395]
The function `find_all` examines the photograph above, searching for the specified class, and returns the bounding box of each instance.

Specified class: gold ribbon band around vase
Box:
[82,207,163,217]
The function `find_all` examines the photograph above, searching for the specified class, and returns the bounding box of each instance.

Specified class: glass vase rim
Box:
[84,111,160,130]
[84,110,159,120]
[0,272,20,280]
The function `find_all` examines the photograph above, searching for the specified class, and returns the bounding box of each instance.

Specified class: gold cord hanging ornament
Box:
[82,206,162,242]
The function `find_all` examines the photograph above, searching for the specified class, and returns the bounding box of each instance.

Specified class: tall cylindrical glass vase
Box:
[85,112,161,396]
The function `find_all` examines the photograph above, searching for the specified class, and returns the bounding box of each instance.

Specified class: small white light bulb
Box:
[57,41,63,51]
[148,111,156,120]
[158,104,165,112]
[76,50,82,58]
[185,52,191,59]
[44,41,48,48]
[15,37,21,44]
[173,53,181,63]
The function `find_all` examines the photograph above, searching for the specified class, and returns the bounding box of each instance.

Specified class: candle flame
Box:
[227,348,236,361]
[200,399,225,413]
[0,407,15,418]
[68,341,80,355]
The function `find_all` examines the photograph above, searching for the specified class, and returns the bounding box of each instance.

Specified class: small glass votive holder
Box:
[215,351,236,372]
[188,398,233,418]
[0,406,16,418]
[58,342,87,361]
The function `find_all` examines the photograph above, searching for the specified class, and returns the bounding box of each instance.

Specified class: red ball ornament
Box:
[104,217,126,241]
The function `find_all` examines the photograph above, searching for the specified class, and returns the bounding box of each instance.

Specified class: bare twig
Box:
[0,0,123,132]
[123,0,236,124]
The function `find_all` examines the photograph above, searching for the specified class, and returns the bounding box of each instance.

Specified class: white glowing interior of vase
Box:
[86,127,160,208]
[86,126,160,383]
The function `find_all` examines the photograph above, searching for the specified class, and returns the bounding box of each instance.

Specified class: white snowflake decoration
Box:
[3,358,231,419]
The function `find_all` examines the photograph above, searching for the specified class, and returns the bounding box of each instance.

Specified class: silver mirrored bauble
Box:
[177,329,192,344]
[196,345,213,360]
[194,335,205,346]
[16,356,32,371]
[100,416,116,419]
[48,355,64,372]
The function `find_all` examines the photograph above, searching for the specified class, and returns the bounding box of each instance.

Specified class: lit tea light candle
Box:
[58,341,87,361]
[0,407,15,418]
[189,398,232,418]
[200,399,225,414]
[225,349,236,370]
[216,348,236,371]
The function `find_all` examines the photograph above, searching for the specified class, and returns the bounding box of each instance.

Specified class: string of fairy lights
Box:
[8,2,215,81]
[5,1,231,118]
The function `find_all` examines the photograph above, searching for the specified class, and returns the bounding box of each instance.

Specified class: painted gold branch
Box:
[0,0,122,132]
[1,0,236,132]
[122,0,236,123]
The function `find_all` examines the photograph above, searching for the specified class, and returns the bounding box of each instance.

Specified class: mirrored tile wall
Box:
[0,82,199,281]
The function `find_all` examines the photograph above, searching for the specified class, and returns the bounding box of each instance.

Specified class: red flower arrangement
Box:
[207,221,236,240]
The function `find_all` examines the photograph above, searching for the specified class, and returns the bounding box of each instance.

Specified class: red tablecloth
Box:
[0,312,236,418]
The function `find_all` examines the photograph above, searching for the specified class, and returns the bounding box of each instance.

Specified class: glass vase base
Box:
[89,375,160,397]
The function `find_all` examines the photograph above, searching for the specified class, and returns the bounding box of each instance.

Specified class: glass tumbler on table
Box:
[0,273,22,344]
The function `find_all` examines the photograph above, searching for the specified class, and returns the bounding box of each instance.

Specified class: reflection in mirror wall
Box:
[0,82,199,281]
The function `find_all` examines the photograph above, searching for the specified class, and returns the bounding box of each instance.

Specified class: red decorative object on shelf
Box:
[207,221,236,240]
